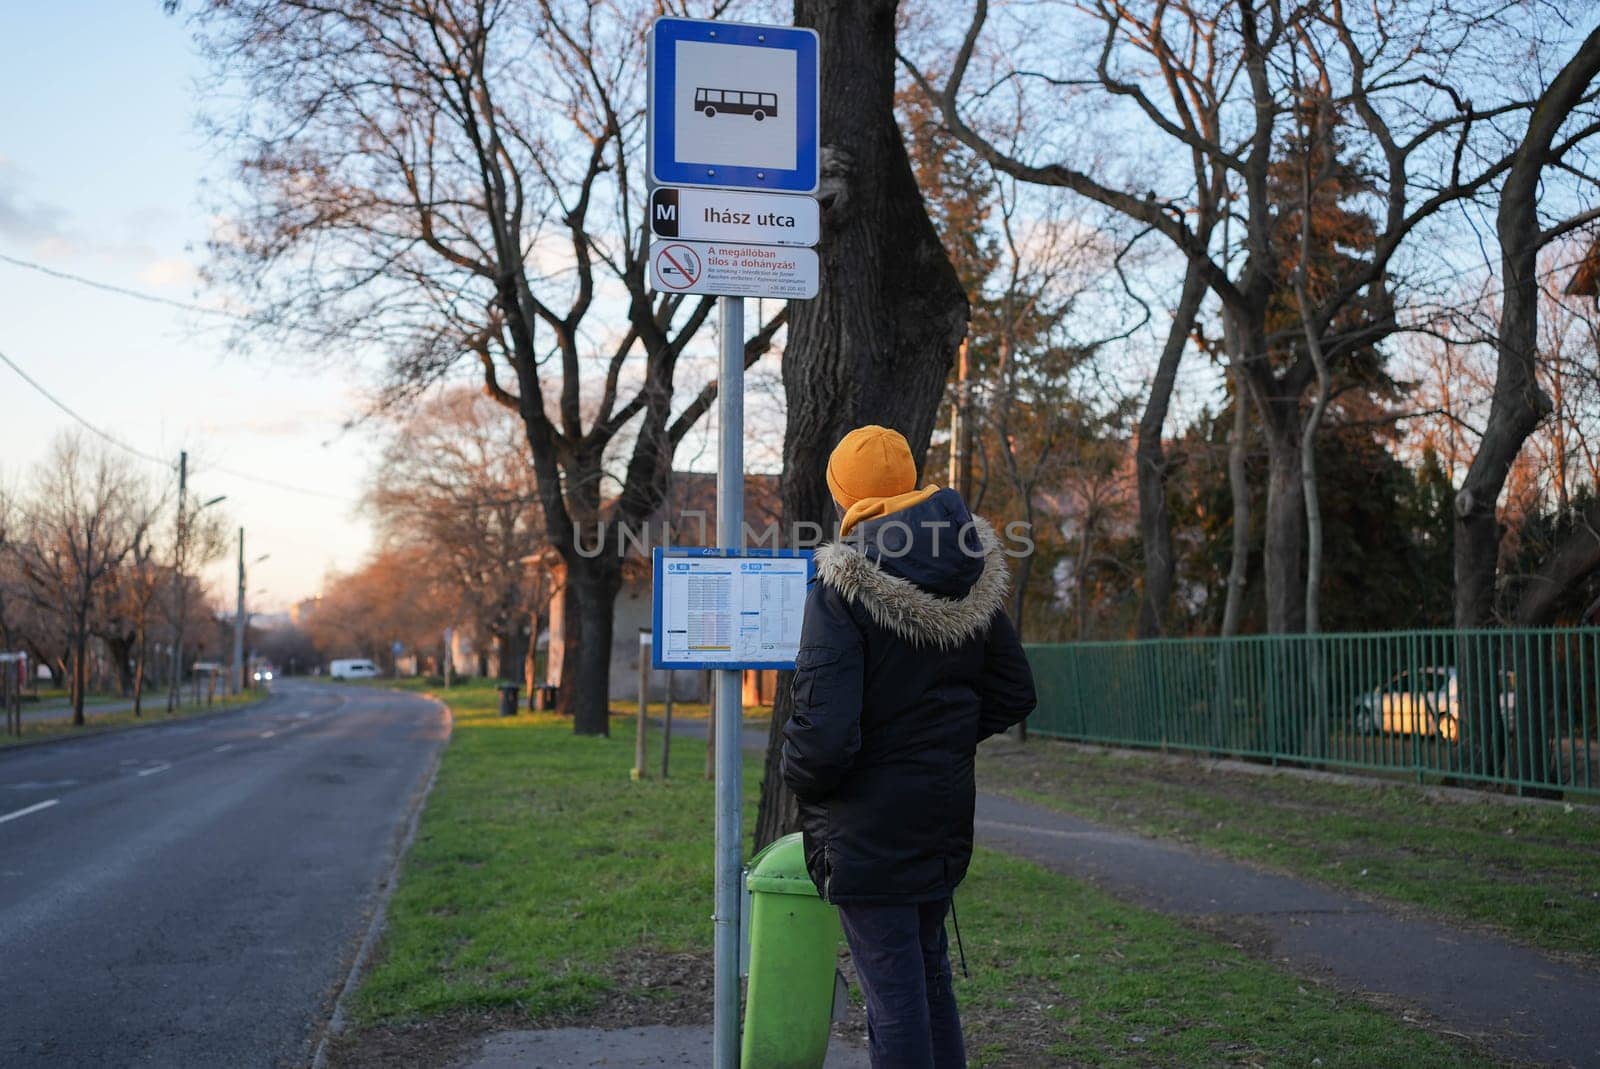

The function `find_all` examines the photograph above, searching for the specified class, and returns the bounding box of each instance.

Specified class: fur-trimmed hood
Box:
[813,490,1010,650]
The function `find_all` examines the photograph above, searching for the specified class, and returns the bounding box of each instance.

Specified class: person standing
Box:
[782,425,1037,1069]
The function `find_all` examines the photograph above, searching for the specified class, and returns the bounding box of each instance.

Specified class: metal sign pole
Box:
[713,294,745,1069]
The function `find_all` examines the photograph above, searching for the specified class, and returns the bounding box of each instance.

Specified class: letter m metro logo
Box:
[651,187,680,237]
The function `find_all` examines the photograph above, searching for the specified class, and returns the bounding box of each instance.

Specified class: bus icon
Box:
[694,87,779,122]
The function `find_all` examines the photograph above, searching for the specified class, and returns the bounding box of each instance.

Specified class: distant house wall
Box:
[743,669,779,706]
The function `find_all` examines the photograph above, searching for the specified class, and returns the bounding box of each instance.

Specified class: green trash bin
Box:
[741,832,842,1069]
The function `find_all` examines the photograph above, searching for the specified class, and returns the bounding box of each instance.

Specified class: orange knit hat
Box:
[826,425,917,508]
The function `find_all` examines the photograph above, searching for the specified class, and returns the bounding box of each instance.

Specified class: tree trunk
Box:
[1011,504,1035,637]
[1136,267,1206,637]
[1075,516,1094,640]
[71,618,88,728]
[558,554,621,737]
[754,0,969,852]
[1256,393,1307,635]
[133,626,147,718]
[1297,297,1334,636]
[495,622,530,686]
[1221,364,1252,638]
[107,635,136,697]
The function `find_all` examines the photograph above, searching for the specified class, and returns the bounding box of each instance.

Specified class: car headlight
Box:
[253,671,261,681]
[265,672,273,681]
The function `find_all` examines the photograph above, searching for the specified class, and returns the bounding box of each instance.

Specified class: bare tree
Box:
[307,546,454,669]
[980,180,1130,635]
[1456,25,1600,629]
[189,0,783,735]
[1137,265,1209,636]
[368,388,551,689]
[918,0,1564,633]
[1220,353,1252,637]
[0,482,19,654]
[6,436,157,725]
[95,525,166,715]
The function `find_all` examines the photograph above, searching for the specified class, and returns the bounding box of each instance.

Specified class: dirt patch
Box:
[1183,912,1280,961]
[324,949,716,1069]
[325,939,1022,1069]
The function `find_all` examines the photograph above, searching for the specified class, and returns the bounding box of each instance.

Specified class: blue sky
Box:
[0,3,378,610]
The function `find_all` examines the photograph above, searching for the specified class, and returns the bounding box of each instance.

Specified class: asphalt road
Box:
[0,680,448,1068]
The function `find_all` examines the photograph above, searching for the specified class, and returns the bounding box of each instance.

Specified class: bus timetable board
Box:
[651,547,813,670]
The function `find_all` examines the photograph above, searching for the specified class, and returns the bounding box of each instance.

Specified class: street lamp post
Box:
[232,529,269,695]
[166,467,226,712]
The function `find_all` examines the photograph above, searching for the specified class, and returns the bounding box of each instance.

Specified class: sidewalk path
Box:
[454,1026,868,1068]
[19,694,223,725]
[623,717,1600,1065]
[19,697,135,724]
[976,791,1600,1068]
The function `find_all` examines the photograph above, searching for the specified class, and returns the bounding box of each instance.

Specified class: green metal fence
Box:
[1024,628,1600,797]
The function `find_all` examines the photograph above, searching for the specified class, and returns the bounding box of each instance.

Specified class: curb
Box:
[0,692,278,755]
[309,691,454,1069]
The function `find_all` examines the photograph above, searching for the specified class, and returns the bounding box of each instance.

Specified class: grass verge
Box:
[349,681,759,1027]
[339,682,1501,1068]
[609,699,772,722]
[977,736,1600,962]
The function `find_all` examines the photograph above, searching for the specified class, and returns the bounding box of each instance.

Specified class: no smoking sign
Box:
[652,243,703,290]
[648,238,818,299]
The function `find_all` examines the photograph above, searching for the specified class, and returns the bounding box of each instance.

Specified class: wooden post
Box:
[948,335,973,501]
[633,630,650,779]
[662,670,674,779]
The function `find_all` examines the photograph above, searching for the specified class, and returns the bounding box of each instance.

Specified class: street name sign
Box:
[649,239,819,299]
[652,548,813,670]
[648,17,820,194]
[650,186,820,247]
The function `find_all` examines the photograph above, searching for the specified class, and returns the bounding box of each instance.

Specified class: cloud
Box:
[136,256,201,290]
[0,160,68,242]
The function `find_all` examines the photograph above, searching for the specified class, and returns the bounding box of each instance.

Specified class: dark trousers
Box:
[836,898,966,1069]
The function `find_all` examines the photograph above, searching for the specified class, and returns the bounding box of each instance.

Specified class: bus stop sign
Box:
[648,17,820,194]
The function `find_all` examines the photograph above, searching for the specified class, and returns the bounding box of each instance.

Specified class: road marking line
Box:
[259,730,276,739]
[0,799,59,824]
[213,743,234,753]
[135,763,172,777]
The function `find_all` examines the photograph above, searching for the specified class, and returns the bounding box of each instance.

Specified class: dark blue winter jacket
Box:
[781,488,1037,903]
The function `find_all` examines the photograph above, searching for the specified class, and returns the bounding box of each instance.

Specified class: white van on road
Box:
[330,658,380,680]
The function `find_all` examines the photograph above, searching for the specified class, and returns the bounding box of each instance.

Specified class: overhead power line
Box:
[0,252,263,326]
[0,344,358,505]
[203,463,355,503]
[0,346,173,467]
